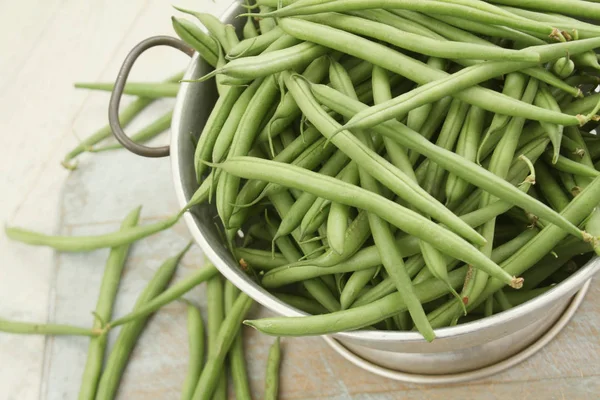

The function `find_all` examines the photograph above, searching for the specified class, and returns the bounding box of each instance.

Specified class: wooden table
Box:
[1,1,599,398]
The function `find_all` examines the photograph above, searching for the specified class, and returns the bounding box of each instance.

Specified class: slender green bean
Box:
[5,213,180,252]
[537,162,571,212]
[225,281,251,400]
[340,268,378,310]
[228,26,285,58]
[273,293,328,315]
[486,0,600,21]
[234,248,287,271]
[205,276,226,400]
[108,263,219,328]
[246,267,468,336]
[73,82,180,98]
[95,245,185,400]
[543,151,600,177]
[180,303,205,400]
[264,338,282,400]
[0,319,102,336]
[78,207,141,400]
[327,165,357,254]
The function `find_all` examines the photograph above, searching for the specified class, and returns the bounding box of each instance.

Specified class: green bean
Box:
[273,293,328,315]
[406,58,445,133]
[243,10,259,39]
[472,176,600,310]
[537,162,571,212]
[553,56,575,79]
[301,13,540,62]
[246,267,468,336]
[5,213,180,252]
[181,303,205,400]
[195,85,246,181]
[424,99,471,200]
[327,165,358,254]
[174,7,232,52]
[212,79,263,164]
[264,338,282,400]
[543,151,600,177]
[172,17,219,67]
[301,203,331,239]
[487,0,600,21]
[199,41,328,82]
[228,26,285,58]
[558,171,582,198]
[91,110,172,153]
[312,84,585,240]
[234,248,287,271]
[225,282,251,400]
[225,24,241,49]
[478,74,529,162]
[340,268,378,310]
[96,245,185,400]
[78,207,141,400]
[108,263,218,328]
[206,276,227,400]
[258,5,278,32]
[446,106,485,207]
[409,97,453,165]
[493,290,513,312]
[285,73,485,246]
[0,319,102,336]
[586,208,600,257]
[521,240,593,290]
[74,81,180,98]
[214,156,523,288]
[191,293,253,400]
[534,83,564,163]
[263,0,563,39]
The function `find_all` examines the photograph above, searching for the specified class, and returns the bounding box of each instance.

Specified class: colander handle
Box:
[109,36,194,158]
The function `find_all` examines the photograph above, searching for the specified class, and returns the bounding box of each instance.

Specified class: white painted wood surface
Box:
[0,1,599,399]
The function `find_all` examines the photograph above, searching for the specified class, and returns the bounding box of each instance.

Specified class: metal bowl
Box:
[111,0,600,379]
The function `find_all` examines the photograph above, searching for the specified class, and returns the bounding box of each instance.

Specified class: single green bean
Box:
[340,268,378,310]
[445,106,485,207]
[74,81,180,98]
[534,83,564,163]
[78,207,141,400]
[180,303,205,400]
[327,165,358,254]
[235,248,288,271]
[5,213,180,252]
[543,151,600,177]
[95,245,185,400]
[205,275,226,400]
[108,263,219,328]
[246,267,468,336]
[486,0,600,21]
[537,162,571,212]
[243,10,259,39]
[273,293,328,315]
[225,281,251,400]
[264,338,282,400]
[0,319,102,336]
[258,5,278,32]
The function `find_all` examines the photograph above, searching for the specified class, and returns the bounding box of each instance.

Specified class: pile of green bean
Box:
[4,0,600,388]
[181,0,600,340]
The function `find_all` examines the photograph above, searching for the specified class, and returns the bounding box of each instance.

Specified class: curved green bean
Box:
[225,281,251,400]
[264,338,282,400]
[180,303,205,400]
